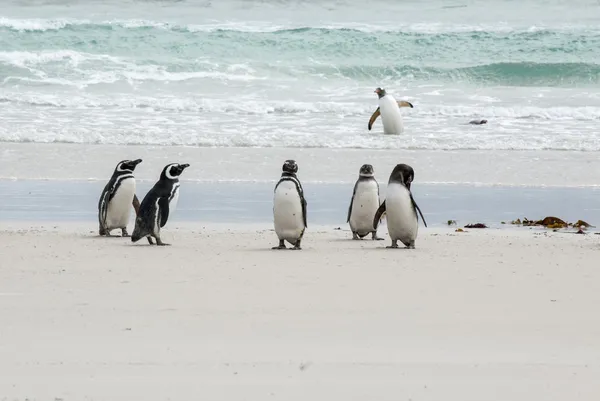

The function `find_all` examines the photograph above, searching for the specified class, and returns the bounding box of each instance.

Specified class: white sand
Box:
[1,222,599,400]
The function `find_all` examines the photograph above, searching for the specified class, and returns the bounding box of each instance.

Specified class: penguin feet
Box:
[156,237,170,246]
[406,244,416,249]
[386,240,399,249]
[121,228,130,237]
[147,236,155,245]
[371,231,384,241]
[352,232,361,240]
[292,240,302,250]
[272,240,287,250]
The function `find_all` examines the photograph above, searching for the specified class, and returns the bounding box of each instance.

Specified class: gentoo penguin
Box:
[97,158,143,237]
[131,162,190,246]
[347,164,384,240]
[367,87,414,135]
[373,163,427,249]
[272,159,307,250]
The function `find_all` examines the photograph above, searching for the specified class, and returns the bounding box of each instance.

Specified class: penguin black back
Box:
[132,163,190,246]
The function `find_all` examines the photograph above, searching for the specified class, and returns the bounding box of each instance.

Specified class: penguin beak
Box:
[132,159,143,165]
[180,163,190,169]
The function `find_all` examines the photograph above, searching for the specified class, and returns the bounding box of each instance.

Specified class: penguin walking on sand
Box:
[373,163,427,249]
[131,163,190,246]
[98,158,143,237]
[272,159,307,250]
[368,87,414,135]
[347,164,384,240]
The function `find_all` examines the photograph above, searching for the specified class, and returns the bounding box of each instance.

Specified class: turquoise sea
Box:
[2,0,600,151]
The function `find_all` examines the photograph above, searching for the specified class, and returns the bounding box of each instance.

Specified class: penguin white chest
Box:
[169,184,180,214]
[273,180,304,241]
[349,180,380,234]
[379,95,404,135]
[385,183,418,243]
[106,177,136,229]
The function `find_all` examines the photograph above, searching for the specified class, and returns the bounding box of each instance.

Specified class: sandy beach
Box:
[1,222,599,400]
[2,0,600,397]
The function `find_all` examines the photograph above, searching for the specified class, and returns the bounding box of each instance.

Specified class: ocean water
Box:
[2,0,600,152]
[2,180,600,228]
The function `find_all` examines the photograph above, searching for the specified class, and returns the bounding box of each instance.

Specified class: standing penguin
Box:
[347,164,384,240]
[373,163,427,249]
[98,158,143,237]
[272,159,307,250]
[131,162,190,246]
[367,87,414,135]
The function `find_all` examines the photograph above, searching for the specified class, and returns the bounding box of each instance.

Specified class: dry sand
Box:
[1,222,599,400]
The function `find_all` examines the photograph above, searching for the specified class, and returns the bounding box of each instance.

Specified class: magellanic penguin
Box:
[347,164,384,240]
[368,87,414,135]
[272,159,307,250]
[98,158,143,237]
[373,163,427,249]
[131,162,190,246]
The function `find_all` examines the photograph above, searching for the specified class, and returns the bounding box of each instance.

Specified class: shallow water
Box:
[1,180,598,230]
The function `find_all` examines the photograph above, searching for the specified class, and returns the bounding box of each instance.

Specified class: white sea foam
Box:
[1,16,598,34]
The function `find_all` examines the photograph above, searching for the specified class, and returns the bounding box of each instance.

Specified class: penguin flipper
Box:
[158,196,170,228]
[301,197,308,228]
[132,194,141,216]
[368,107,381,131]
[373,200,386,230]
[397,100,414,108]
[98,189,110,229]
[410,194,427,227]
[347,181,359,223]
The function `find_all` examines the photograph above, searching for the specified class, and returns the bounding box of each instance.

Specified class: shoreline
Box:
[3,142,600,187]
[0,179,598,230]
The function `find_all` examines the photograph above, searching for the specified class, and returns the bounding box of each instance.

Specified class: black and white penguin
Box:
[347,164,384,240]
[97,158,143,237]
[368,87,414,135]
[131,162,190,246]
[373,163,427,249]
[272,159,307,250]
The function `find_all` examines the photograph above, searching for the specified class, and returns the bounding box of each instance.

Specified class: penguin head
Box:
[162,163,190,180]
[282,159,298,175]
[359,164,374,177]
[374,87,386,98]
[116,159,143,173]
[389,163,414,190]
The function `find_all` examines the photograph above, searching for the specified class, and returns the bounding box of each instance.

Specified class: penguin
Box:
[97,158,143,237]
[347,163,384,240]
[131,162,190,246]
[373,163,427,249]
[272,159,307,250]
[367,87,414,135]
